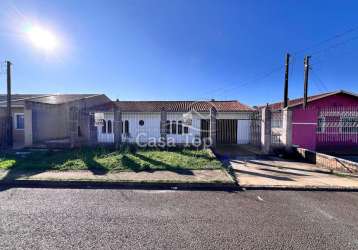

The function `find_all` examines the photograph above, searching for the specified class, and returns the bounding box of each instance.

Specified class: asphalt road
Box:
[0,188,357,249]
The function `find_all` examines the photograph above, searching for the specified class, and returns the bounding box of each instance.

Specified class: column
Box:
[160,108,167,146]
[282,108,293,152]
[209,107,217,148]
[261,107,271,154]
[114,108,122,149]
[69,106,79,148]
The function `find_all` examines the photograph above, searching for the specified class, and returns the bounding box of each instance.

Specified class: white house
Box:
[90,100,256,147]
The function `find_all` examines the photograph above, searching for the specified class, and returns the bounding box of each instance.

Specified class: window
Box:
[121,121,123,133]
[166,120,170,134]
[14,113,24,130]
[178,121,182,134]
[184,125,189,134]
[317,117,325,133]
[107,120,112,133]
[101,120,106,133]
[171,121,177,134]
[77,126,82,137]
[271,112,282,128]
[341,116,358,133]
[139,120,144,126]
[124,120,129,134]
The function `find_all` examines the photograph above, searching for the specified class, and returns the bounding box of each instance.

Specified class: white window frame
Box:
[14,113,24,130]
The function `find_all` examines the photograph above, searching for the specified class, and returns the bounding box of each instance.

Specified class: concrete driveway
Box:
[230,156,358,189]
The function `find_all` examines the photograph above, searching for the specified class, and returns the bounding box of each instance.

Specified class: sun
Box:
[26,25,59,52]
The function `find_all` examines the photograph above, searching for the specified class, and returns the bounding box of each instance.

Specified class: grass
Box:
[0,147,223,173]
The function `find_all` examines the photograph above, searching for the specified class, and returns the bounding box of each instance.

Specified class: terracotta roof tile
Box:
[92,100,254,112]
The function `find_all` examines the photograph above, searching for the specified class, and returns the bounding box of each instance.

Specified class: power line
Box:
[310,69,329,92]
[195,25,358,101]
[292,25,358,55]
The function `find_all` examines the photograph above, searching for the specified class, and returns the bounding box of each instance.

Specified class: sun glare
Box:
[26,25,59,52]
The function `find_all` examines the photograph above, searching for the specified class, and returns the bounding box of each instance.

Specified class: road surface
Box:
[0,187,357,249]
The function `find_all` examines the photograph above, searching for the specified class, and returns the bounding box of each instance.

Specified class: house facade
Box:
[0,95,257,149]
[0,94,111,148]
[268,90,358,151]
[90,100,256,147]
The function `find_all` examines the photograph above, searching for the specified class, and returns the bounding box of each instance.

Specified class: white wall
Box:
[121,112,161,143]
[97,112,114,143]
[166,112,201,144]
[96,111,254,145]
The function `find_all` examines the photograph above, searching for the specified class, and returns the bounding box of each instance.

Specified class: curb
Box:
[0,179,238,191]
[239,185,358,192]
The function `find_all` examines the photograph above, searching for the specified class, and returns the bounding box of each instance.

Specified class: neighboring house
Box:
[0,94,111,148]
[90,100,256,146]
[0,95,256,148]
[267,90,358,151]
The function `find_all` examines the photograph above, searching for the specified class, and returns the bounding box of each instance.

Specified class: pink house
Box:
[269,90,358,151]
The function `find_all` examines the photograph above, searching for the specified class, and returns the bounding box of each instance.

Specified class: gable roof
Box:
[92,100,254,112]
[266,90,358,110]
[0,94,102,106]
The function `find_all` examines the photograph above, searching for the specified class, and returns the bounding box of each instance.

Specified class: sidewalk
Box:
[0,169,236,189]
[231,156,358,190]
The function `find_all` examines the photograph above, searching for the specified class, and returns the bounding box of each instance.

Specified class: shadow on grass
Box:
[176,149,213,160]
[0,148,110,185]
[134,153,194,175]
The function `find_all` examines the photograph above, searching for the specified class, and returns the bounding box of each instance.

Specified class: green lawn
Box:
[0,147,223,173]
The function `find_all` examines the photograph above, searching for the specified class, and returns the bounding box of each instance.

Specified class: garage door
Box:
[216,119,237,144]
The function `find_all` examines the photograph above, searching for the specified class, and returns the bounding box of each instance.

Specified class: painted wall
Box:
[30,95,111,144]
[96,111,253,145]
[292,93,358,150]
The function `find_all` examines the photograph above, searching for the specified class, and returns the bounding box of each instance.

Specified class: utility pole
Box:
[6,61,13,147]
[303,56,310,109]
[283,53,290,108]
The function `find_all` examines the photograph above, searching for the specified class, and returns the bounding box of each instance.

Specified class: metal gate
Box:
[271,111,283,145]
[249,111,262,146]
[316,106,358,148]
[216,119,238,144]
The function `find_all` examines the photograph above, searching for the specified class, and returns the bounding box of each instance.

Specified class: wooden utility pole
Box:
[6,61,13,147]
[303,56,310,109]
[283,53,290,108]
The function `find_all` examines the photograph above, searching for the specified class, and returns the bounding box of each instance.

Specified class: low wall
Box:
[294,147,358,173]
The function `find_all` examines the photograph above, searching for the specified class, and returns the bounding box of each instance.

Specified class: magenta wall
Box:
[292,108,318,150]
[291,93,358,150]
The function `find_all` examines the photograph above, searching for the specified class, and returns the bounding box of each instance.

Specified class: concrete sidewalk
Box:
[231,156,358,190]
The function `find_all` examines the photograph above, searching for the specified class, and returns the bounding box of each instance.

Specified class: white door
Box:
[237,119,250,144]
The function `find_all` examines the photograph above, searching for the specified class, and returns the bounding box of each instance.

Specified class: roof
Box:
[0,94,102,106]
[266,90,358,110]
[0,94,49,103]
[28,94,101,104]
[91,100,254,112]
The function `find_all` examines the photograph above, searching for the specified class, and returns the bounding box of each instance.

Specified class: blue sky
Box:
[0,0,357,106]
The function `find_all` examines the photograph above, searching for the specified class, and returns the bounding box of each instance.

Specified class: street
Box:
[0,188,357,249]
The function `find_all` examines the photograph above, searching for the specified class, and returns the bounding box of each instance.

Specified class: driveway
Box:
[230,156,358,189]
